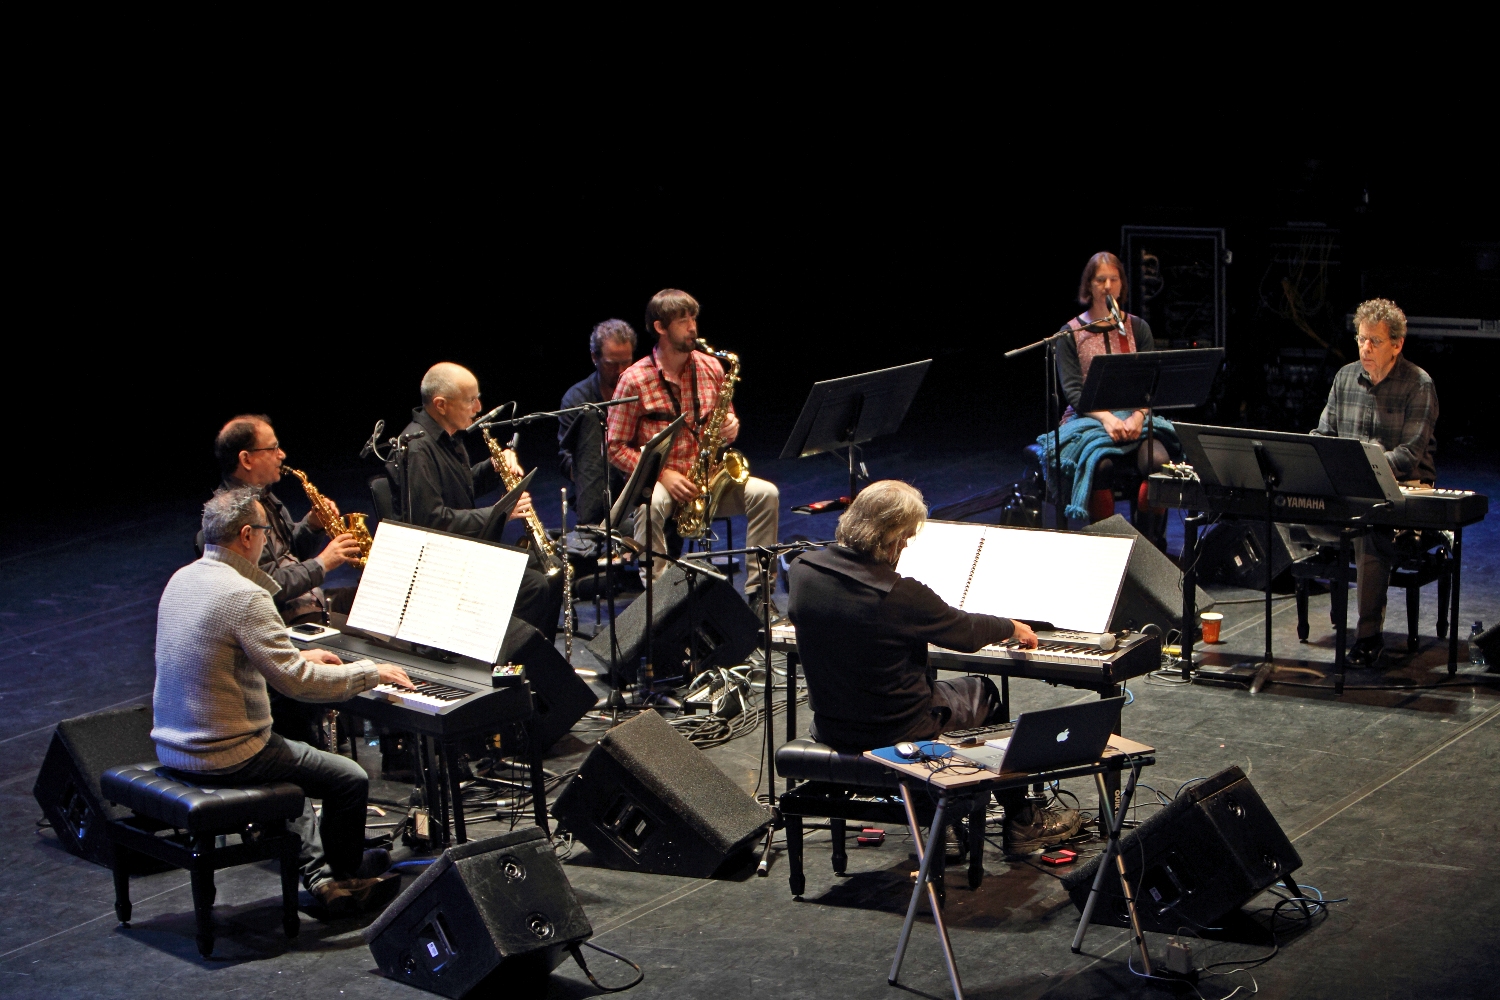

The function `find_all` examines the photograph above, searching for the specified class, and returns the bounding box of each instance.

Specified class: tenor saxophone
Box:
[674,339,750,540]
[481,429,566,577]
[281,467,373,569]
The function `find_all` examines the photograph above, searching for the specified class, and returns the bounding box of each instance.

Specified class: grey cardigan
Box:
[151,546,380,772]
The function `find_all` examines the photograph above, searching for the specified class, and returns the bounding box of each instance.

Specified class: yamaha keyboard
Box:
[770,624,1161,693]
[295,630,534,740]
[1146,475,1488,530]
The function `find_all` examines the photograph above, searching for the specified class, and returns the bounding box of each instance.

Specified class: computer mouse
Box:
[894,741,919,759]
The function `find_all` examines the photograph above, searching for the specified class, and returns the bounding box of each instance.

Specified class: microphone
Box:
[466,401,514,433]
[359,419,386,460]
[1106,293,1125,332]
[398,429,426,444]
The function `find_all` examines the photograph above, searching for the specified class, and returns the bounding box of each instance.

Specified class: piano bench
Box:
[775,740,987,899]
[100,764,305,957]
[1292,536,1451,654]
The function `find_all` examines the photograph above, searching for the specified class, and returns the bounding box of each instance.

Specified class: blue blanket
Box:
[1036,413,1181,520]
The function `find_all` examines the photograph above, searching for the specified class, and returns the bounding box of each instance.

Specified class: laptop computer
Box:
[953,697,1125,774]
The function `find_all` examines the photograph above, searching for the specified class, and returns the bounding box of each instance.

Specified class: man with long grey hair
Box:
[152,487,415,914]
[787,480,1082,855]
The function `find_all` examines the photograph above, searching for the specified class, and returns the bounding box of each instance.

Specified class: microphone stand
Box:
[1005,331,1073,528]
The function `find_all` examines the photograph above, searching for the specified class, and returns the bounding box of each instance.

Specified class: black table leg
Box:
[1180,511,1203,680]
[445,741,468,845]
[785,650,799,792]
[530,724,550,836]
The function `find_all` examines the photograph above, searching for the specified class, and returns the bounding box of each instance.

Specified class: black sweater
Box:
[787,544,1015,751]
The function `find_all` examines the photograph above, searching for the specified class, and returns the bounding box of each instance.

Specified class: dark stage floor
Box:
[2,436,1497,999]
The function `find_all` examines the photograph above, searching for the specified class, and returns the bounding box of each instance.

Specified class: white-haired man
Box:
[1312,298,1439,666]
[153,487,415,913]
[386,362,564,638]
[787,480,1081,856]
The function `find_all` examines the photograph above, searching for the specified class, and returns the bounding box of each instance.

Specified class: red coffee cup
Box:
[1200,612,1224,644]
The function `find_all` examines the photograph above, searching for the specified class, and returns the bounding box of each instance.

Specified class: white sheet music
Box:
[895,520,985,609]
[965,527,1134,634]
[895,520,1134,634]
[345,521,528,663]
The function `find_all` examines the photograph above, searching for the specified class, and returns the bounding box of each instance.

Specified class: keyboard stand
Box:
[868,738,1155,999]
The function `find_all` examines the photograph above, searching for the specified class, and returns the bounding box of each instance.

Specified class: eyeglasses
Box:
[245,442,281,453]
[1354,335,1390,348]
[245,524,274,535]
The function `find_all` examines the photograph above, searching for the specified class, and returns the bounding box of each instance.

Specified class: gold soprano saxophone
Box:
[282,467,373,569]
[674,338,750,540]
[481,429,566,578]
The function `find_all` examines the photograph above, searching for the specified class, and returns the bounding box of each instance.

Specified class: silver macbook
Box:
[954,697,1124,774]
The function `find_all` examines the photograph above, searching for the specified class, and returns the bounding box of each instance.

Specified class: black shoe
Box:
[1347,636,1384,667]
[1002,803,1084,857]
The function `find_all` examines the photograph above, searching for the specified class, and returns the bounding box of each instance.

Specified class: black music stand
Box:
[610,415,685,699]
[479,469,536,543]
[779,360,931,504]
[1076,347,1225,495]
[1175,423,1390,693]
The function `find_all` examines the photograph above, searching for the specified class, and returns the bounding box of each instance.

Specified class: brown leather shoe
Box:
[310,873,401,917]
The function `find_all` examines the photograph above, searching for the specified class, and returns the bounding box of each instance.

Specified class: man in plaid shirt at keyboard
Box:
[1311,297,1439,667]
[607,289,781,608]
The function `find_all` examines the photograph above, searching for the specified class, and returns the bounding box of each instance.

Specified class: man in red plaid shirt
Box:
[607,289,781,605]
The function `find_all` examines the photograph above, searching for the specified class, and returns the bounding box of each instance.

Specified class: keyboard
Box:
[1148,475,1488,531]
[770,624,1161,695]
[299,631,534,739]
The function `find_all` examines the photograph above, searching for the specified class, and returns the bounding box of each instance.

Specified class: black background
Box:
[10,141,1495,531]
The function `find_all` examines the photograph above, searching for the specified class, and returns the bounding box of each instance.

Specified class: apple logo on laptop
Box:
[1056,728,1070,743]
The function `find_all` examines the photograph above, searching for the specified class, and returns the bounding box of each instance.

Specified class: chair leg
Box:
[1406,584,1421,654]
[786,814,805,897]
[1437,568,1451,640]
[1296,578,1310,642]
[830,816,847,875]
[190,868,216,958]
[111,852,132,926]
[280,842,301,939]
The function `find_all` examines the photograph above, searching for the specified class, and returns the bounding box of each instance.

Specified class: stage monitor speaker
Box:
[1083,514,1215,631]
[585,562,761,682]
[499,616,596,754]
[1061,765,1301,933]
[551,709,771,878]
[32,702,167,870]
[1196,520,1316,590]
[364,827,591,999]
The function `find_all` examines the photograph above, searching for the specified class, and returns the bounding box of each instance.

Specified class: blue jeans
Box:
[172,733,368,890]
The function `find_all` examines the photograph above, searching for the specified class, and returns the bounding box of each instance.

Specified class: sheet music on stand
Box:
[895,520,1134,634]
[345,521,529,664]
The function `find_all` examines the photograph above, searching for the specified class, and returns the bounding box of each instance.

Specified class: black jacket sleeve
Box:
[406,447,493,537]
[888,578,1015,651]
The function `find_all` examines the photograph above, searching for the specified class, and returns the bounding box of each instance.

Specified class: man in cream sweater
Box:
[153,487,414,913]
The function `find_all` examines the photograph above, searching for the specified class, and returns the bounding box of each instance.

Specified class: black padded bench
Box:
[101,764,306,957]
[775,739,987,901]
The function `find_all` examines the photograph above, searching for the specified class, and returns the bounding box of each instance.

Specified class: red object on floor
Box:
[857,828,886,847]
[1137,480,1165,514]
[1089,488,1116,522]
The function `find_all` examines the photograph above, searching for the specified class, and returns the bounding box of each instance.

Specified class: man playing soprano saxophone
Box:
[607,289,781,608]
[387,362,565,639]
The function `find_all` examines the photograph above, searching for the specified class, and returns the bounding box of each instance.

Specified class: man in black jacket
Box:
[386,362,564,638]
[558,319,634,525]
[788,480,1081,855]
